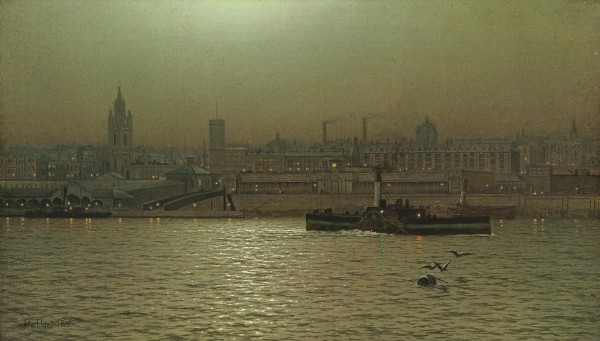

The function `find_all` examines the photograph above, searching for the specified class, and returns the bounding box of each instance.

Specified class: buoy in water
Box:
[417,274,437,287]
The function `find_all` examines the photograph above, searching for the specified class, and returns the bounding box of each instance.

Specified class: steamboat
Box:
[305,170,492,235]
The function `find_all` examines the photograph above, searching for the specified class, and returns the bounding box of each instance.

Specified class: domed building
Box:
[265,132,289,153]
[416,116,438,145]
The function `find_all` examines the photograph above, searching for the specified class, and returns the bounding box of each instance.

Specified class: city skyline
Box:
[1,103,594,152]
[1,1,600,148]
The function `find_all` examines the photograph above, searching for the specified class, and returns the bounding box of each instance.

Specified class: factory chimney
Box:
[362,117,367,141]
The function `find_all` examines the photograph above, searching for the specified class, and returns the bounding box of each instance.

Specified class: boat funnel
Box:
[374,169,382,207]
[459,179,468,206]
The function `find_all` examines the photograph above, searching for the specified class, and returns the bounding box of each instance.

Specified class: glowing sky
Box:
[1,0,599,148]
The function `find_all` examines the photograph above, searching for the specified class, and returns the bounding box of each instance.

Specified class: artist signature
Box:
[23,319,72,328]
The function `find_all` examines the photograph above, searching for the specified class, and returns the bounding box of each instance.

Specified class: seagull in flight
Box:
[420,263,438,270]
[447,250,474,257]
[435,260,452,272]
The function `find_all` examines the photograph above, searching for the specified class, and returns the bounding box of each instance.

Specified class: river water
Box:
[1,217,599,340]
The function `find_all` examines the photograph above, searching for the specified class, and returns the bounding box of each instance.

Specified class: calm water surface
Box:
[1,217,599,340]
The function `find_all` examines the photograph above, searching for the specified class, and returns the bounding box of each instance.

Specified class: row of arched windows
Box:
[112,133,128,146]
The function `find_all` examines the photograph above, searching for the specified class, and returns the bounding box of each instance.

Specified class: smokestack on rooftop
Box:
[321,121,336,145]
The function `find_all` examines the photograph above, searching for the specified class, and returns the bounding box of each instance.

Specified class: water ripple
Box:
[1,217,599,339]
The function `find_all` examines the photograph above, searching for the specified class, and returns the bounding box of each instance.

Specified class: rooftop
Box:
[166,165,211,176]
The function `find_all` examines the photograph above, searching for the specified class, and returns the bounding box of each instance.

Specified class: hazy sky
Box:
[1,0,599,148]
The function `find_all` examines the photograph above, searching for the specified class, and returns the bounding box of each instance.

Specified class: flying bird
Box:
[420,263,437,270]
[435,260,452,272]
[447,250,474,257]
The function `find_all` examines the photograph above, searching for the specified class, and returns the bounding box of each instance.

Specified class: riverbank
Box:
[112,210,245,219]
[0,209,244,219]
[233,193,600,219]
[2,194,598,219]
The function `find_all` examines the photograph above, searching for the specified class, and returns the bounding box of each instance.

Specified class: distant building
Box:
[237,131,340,173]
[232,169,504,195]
[0,165,208,210]
[545,119,600,168]
[209,117,522,176]
[222,147,248,172]
[108,87,134,177]
[264,132,287,153]
[208,119,225,171]
[525,165,551,194]
[551,173,599,194]
[570,118,578,139]
[165,165,213,192]
[0,154,38,180]
[207,119,251,172]
[358,118,519,174]
[516,119,600,173]
[361,139,518,174]
[350,137,361,167]
[416,116,438,145]
[4,99,599,200]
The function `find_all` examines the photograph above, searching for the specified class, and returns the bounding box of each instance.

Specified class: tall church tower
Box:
[108,87,133,177]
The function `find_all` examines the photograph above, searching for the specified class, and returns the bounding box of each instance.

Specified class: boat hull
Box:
[306,212,491,235]
[402,216,491,235]
[305,212,361,231]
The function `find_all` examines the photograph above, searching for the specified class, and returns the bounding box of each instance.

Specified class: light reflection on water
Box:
[1,217,599,340]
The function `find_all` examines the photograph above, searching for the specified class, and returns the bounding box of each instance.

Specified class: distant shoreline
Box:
[2,193,598,219]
